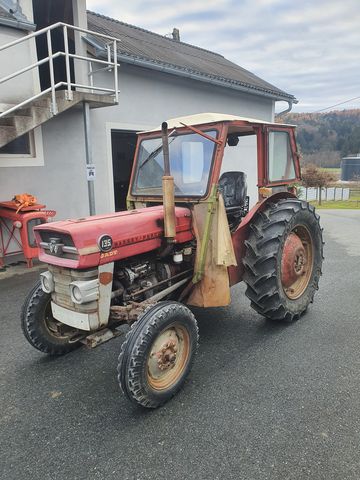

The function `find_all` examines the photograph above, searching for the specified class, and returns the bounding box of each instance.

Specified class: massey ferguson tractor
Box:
[21,113,323,408]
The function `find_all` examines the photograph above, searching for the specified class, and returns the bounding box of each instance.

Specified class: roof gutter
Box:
[0,17,36,31]
[275,100,294,117]
[85,36,297,104]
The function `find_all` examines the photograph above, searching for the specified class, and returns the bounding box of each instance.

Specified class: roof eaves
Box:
[0,16,36,31]
[0,1,35,31]
[117,52,297,101]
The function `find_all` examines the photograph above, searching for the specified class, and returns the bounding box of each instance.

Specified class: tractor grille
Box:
[48,265,98,313]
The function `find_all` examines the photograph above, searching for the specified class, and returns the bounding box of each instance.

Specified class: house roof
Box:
[142,112,293,133]
[0,5,16,21]
[86,11,297,103]
[0,3,35,30]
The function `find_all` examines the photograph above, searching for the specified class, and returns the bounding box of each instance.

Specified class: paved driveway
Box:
[1,210,359,480]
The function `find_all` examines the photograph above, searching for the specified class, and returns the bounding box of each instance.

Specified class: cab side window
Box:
[268,131,295,182]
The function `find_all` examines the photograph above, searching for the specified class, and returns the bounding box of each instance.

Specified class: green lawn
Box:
[319,167,341,173]
[310,200,360,209]
[310,191,360,209]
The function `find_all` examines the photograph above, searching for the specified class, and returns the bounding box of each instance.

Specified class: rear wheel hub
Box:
[281,227,313,300]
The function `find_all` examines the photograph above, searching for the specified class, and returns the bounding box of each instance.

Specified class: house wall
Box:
[0,26,39,104]
[0,0,39,104]
[0,62,274,220]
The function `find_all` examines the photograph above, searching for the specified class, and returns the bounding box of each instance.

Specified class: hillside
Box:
[278,109,360,167]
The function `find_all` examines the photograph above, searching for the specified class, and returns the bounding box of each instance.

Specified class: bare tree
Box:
[301,164,336,205]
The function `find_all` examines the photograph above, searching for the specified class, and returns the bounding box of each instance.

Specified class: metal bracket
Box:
[65,90,74,101]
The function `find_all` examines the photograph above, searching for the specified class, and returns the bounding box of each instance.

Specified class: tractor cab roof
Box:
[141,112,294,133]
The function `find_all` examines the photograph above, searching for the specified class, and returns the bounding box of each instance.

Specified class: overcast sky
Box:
[87,0,360,113]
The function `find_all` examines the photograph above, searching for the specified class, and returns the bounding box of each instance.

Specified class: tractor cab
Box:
[127,113,300,216]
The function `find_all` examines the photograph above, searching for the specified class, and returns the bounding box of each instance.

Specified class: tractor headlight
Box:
[40,271,55,294]
[71,285,82,303]
[70,279,99,304]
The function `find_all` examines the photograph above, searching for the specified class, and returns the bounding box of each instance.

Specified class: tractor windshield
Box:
[131,130,217,197]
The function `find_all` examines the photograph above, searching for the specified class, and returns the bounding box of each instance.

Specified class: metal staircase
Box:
[0,22,120,149]
[0,90,116,147]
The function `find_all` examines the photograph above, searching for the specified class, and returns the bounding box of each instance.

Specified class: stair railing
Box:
[0,22,119,118]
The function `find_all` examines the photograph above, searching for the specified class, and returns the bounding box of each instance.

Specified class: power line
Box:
[313,95,360,113]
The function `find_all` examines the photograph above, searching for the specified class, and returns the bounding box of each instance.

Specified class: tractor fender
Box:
[228,191,297,286]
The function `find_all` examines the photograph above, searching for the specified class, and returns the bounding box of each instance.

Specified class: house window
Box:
[0,127,44,167]
[0,133,31,155]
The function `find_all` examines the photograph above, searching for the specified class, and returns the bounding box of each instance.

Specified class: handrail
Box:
[0,21,120,52]
[0,22,120,119]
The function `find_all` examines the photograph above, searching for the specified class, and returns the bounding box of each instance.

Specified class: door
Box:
[111,130,138,211]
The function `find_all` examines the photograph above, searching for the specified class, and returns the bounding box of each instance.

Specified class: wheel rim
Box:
[147,323,190,391]
[281,225,314,300]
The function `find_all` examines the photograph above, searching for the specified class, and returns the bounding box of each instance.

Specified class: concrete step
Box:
[0,90,116,149]
[0,114,32,127]
[0,106,52,148]
[0,125,16,147]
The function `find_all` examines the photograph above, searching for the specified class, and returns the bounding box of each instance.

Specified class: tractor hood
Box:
[34,206,193,269]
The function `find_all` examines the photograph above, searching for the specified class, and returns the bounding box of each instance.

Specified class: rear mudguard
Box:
[228,192,297,286]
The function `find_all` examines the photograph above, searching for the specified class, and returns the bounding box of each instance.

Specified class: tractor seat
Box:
[218,171,248,211]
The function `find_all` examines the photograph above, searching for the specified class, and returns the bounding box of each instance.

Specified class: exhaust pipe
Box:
[161,122,176,243]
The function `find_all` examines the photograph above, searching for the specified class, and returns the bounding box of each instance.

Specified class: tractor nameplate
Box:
[98,234,113,252]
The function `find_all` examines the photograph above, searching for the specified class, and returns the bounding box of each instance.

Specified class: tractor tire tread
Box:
[117,301,198,408]
[243,198,323,322]
[21,281,78,355]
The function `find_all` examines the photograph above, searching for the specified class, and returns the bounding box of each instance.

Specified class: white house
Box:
[0,0,297,220]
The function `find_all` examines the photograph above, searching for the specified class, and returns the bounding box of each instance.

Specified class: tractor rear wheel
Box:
[21,281,80,355]
[243,198,323,322]
[117,301,198,408]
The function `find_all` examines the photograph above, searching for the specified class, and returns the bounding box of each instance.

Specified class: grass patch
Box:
[310,200,360,209]
[319,167,340,173]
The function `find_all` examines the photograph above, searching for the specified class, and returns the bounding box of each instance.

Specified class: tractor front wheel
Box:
[243,199,323,322]
[117,301,198,408]
[21,281,80,355]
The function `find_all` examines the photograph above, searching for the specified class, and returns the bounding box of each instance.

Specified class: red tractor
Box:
[22,113,323,408]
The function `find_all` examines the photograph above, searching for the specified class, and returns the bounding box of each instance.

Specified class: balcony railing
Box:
[0,21,120,118]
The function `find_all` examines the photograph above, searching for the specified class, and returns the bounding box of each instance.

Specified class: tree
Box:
[301,164,336,205]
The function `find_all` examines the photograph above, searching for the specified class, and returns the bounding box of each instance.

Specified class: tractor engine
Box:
[32,205,195,332]
[111,248,194,305]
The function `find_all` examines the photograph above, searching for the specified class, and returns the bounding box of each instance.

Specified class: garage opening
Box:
[111,130,138,211]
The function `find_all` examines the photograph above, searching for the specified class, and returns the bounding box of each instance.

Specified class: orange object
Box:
[12,193,37,214]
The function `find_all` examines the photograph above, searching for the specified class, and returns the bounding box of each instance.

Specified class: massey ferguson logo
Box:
[49,238,63,255]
